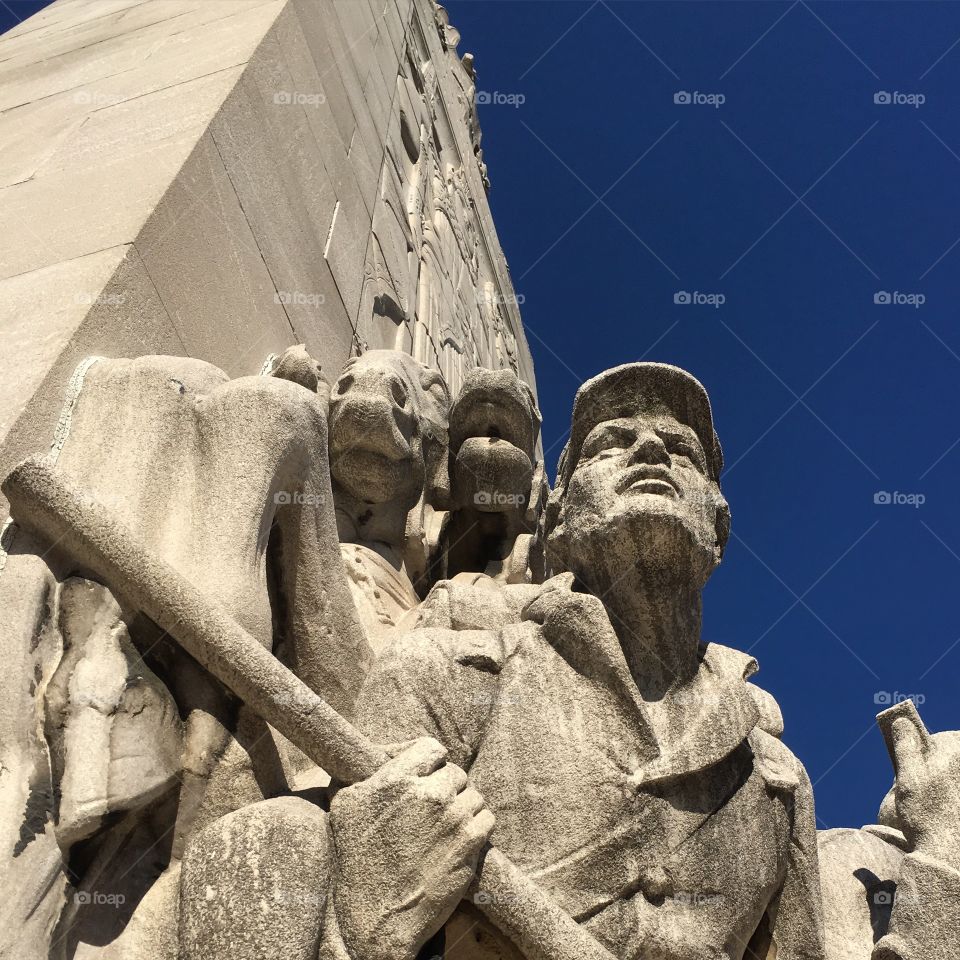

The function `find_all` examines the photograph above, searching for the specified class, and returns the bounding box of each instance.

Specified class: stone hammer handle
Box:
[3,456,617,960]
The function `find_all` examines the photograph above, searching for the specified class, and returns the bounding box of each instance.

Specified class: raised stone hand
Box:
[329,737,494,960]
[879,699,960,867]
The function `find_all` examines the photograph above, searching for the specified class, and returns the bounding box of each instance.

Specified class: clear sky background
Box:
[3,0,960,832]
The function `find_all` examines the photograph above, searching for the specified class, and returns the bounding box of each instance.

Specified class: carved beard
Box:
[551,493,720,591]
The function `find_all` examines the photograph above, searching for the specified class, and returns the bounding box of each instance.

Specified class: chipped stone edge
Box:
[259,353,278,376]
[0,355,104,577]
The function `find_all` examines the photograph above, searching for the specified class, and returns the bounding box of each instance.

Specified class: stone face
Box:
[6,335,960,960]
[443,366,546,584]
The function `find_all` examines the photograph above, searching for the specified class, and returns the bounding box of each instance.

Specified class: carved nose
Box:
[627,431,670,466]
[340,370,409,412]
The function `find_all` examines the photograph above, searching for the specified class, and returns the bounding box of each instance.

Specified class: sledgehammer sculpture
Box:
[3,455,617,960]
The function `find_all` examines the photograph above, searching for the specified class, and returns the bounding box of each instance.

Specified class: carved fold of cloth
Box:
[356,575,826,960]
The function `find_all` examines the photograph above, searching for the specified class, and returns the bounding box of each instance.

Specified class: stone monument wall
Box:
[0,0,534,516]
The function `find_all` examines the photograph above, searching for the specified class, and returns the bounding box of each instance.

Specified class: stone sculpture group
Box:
[1,348,957,960]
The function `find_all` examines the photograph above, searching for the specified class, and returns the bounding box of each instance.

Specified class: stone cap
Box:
[557,362,723,488]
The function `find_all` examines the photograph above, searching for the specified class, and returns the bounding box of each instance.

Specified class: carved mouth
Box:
[451,389,533,454]
[616,466,680,499]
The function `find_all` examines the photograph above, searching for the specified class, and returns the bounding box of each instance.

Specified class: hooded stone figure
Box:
[439,366,547,586]
[352,361,827,960]
[325,349,452,655]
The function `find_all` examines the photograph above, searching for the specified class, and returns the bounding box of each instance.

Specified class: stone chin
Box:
[330,446,423,505]
[451,436,533,512]
[327,391,420,505]
[560,487,719,587]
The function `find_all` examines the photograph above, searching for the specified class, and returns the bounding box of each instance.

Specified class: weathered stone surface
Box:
[354,364,824,959]
[0,352,374,956]
[327,349,451,654]
[442,366,545,584]
[817,700,960,959]
[6,2,960,960]
[44,577,182,848]
[0,0,533,527]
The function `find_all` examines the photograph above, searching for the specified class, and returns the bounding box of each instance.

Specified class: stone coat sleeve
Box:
[353,627,507,769]
[756,732,828,960]
[872,852,960,960]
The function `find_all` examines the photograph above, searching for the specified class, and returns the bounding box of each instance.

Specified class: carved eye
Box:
[581,428,631,461]
[391,378,409,407]
[662,433,707,473]
[335,373,354,395]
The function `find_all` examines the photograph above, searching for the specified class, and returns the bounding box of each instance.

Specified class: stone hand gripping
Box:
[3,456,618,960]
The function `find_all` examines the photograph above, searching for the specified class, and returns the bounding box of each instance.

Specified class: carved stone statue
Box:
[325,349,451,656]
[354,362,826,959]
[441,366,546,585]
[6,346,960,960]
[0,353,372,957]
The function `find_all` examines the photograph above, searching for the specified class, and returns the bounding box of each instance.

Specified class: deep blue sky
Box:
[4,1,960,831]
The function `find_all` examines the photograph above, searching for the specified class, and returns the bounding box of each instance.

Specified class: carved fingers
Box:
[329,737,493,960]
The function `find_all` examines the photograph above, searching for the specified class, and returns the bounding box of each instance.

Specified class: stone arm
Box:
[353,626,506,771]
[756,732,828,960]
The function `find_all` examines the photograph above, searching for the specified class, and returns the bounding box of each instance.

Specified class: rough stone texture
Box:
[327,349,452,653]
[7,335,960,960]
[353,365,825,960]
[442,366,546,584]
[0,0,533,519]
[817,701,960,960]
[0,354,373,957]
[44,577,183,849]
[818,828,902,960]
